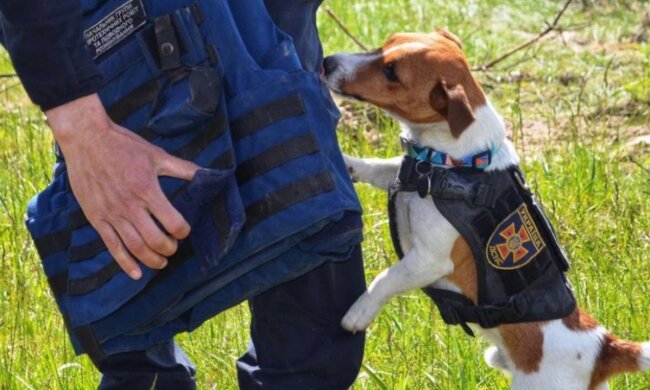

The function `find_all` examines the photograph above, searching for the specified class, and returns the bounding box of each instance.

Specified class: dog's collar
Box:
[400,137,497,171]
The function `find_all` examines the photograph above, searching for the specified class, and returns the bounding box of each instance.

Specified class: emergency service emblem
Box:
[486,204,546,270]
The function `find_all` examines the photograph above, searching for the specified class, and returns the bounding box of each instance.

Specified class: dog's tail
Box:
[591,334,650,386]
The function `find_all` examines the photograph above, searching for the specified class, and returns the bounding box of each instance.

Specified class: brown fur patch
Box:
[589,334,641,390]
[338,31,486,128]
[499,322,545,373]
[562,307,600,331]
[447,237,478,304]
[448,237,545,374]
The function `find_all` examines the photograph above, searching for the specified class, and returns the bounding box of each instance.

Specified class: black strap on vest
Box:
[245,171,335,228]
[69,263,122,296]
[170,112,227,161]
[32,230,71,260]
[231,95,306,141]
[106,79,161,124]
[236,134,319,184]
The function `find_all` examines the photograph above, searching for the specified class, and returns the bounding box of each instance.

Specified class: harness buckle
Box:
[415,161,433,198]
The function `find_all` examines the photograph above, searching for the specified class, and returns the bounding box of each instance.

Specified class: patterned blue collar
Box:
[400,137,497,170]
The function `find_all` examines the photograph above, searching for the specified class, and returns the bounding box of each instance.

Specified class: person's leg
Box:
[237,245,366,390]
[98,340,196,390]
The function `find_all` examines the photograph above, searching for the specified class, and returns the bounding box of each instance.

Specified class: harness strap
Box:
[429,168,496,208]
[423,287,524,336]
[231,95,305,141]
[394,156,496,208]
[387,182,405,259]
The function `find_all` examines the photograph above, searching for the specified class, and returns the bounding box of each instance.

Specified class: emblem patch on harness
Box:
[486,204,546,270]
[83,0,147,58]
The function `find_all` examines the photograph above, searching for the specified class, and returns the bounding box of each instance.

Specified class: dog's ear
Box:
[435,28,463,49]
[429,80,475,138]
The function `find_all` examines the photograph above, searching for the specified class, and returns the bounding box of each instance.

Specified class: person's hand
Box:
[46,94,199,280]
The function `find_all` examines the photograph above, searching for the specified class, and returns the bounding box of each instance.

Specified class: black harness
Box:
[388,142,576,335]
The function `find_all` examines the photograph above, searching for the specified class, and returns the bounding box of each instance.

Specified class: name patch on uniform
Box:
[83,0,147,58]
[486,204,546,270]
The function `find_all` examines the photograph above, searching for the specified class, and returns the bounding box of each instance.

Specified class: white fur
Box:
[324,52,378,93]
[506,322,607,390]
[640,342,650,370]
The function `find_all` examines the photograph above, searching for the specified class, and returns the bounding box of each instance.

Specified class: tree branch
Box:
[472,0,573,71]
[322,7,370,52]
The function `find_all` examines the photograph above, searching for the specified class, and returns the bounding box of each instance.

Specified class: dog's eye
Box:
[383,62,399,82]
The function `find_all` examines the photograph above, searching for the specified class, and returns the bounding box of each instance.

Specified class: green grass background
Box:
[1,0,649,388]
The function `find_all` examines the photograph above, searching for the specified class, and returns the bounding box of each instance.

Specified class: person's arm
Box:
[0,0,100,110]
[1,0,198,279]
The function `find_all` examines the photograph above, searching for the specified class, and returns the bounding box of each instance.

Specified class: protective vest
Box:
[388,147,576,335]
[25,0,361,363]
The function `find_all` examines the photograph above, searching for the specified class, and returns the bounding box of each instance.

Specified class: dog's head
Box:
[323,29,486,138]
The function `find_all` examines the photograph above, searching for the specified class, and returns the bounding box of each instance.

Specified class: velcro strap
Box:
[245,171,335,228]
[68,262,122,296]
[425,287,524,332]
[47,272,69,297]
[69,239,108,263]
[236,134,319,184]
[231,95,305,141]
[32,230,71,259]
[106,78,161,124]
[154,14,181,71]
[172,112,227,161]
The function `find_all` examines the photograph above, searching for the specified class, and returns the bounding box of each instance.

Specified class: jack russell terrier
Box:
[322,29,650,390]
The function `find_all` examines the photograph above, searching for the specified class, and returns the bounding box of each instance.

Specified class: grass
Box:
[1,0,649,388]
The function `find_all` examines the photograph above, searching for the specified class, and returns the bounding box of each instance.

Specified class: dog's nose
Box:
[323,56,339,75]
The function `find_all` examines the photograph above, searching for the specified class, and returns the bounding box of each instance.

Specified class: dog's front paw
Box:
[341,292,381,333]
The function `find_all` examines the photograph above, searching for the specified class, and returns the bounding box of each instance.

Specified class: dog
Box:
[322,29,650,390]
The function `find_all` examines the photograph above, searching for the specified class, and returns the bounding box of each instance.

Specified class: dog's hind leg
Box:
[341,248,454,332]
[343,154,401,190]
